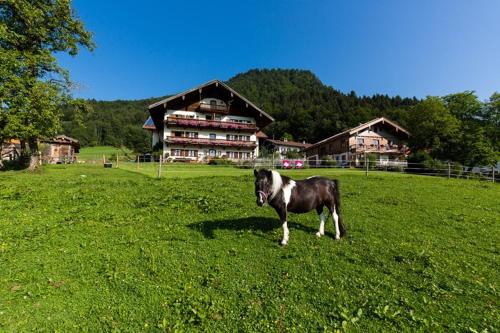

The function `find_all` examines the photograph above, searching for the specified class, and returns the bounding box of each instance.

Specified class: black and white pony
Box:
[254,169,346,245]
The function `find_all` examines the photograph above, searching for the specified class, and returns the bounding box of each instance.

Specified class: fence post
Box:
[116,155,119,168]
[136,155,139,171]
[493,166,495,183]
[365,153,368,176]
[157,155,162,178]
[448,162,451,179]
[103,154,106,165]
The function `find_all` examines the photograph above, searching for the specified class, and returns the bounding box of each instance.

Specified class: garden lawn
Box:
[0,165,498,332]
[78,146,134,163]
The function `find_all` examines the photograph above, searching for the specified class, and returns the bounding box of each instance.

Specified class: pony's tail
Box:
[330,179,346,237]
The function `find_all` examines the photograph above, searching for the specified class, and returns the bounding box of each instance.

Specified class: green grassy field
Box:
[0,165,498,332]
[78,146,135,162]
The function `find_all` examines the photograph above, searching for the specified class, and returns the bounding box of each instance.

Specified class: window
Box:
[172,149,181,156]
[187,150,196,157]
[206,115,213,121]
[215,115,221,121]
[357,138,364,145]
[209,149,216,157]
[210,100,217,108]
[209,133,216,140]
[187,132,198,138]
[372,139,379,147]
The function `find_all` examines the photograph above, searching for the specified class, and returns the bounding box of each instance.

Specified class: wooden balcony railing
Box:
[350,144,408,154]
[198,103,229,113]
[166,117,256,132]
[166,136,257,148]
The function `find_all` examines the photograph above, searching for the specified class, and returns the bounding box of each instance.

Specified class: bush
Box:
[208,157,235,166]
[407,150,432,165]
[236,160,253,169]
[320,155,336,167]
[422,159,448,175]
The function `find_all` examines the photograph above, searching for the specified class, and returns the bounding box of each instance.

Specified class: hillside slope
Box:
[227,69,418,142]
[62,69,419,149]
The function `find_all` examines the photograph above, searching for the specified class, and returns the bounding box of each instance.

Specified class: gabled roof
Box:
[41,135,80,147]
[142,116,156,130]
[305,117,409,151]
[266,139,312,149]
[256,131,268,139]
[147,79,274,128]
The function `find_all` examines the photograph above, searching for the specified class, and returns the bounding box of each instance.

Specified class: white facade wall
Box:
[152,131,159,147]
[162,109,259,160]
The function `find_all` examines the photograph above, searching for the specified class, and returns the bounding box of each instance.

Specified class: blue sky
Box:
[57,0,500,101]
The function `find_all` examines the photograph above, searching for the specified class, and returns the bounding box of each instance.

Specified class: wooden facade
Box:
[305,117,410,165]
[145,80,274,161]
[41,135,80,164]
[1,139,21,161]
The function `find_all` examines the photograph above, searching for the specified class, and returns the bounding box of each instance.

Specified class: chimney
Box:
[283,138,288,142]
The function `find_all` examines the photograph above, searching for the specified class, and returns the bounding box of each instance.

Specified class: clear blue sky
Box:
[57,0,500,101]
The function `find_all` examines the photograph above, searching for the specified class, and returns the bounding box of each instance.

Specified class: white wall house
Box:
[144,80,274,161]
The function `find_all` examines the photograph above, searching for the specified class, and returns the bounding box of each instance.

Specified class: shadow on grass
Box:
[189,216,333,240]
[0,160,29,171]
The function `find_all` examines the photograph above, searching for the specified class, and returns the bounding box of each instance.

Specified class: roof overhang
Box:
[147,79,274,129]
[304,117,409,152]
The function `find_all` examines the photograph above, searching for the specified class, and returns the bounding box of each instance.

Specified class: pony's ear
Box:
[253,169,258,177]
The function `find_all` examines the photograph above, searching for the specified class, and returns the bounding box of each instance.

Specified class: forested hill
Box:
[227,69,419,142]
[62,96,167,152]
[63,69,419,150]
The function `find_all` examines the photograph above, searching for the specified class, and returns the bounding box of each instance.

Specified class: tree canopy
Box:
[0,0,94,169]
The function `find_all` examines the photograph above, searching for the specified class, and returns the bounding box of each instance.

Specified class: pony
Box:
[254,169,346,245]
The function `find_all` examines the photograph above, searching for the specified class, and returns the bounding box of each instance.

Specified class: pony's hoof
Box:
[316,232,322,237]
[335,235,341,240]
[281,240,288,246]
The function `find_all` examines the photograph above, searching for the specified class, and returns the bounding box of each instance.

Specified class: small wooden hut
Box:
[1,139,21,161]
[41,135,80,164]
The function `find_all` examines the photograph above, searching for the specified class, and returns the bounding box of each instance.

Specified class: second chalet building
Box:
[144,80,274,161]
[304,117,410,165]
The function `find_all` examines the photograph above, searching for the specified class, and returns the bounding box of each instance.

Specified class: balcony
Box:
[166,117,256,132]
[166,136,257,148]
[198,102,229,114]
[350,143,408,154]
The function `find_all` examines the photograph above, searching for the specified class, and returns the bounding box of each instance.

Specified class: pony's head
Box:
[254,169,273,206]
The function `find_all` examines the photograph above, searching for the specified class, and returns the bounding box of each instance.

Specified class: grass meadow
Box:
[78,146,135,163]
[0,164,498,332]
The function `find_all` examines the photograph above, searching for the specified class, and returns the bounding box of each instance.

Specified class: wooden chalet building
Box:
[144,80,274,161]
[41,135,80,164]
[264,138,312,159]
[304,117,410,165]
[1,139,21,162]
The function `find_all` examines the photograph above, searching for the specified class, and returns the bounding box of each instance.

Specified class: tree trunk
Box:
[19,140,27,165]
[28,137,39,171]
